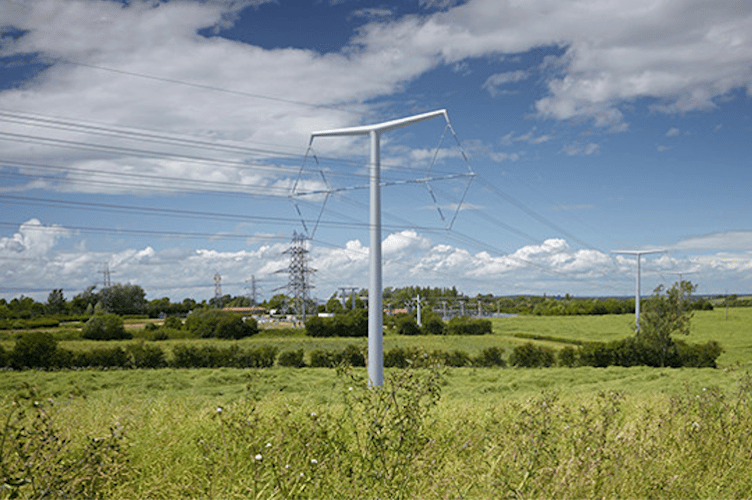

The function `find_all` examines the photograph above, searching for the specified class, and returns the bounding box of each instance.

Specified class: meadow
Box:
[2,308,752,498]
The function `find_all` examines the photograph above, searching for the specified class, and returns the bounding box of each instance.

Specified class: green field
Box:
[3,309,752,498]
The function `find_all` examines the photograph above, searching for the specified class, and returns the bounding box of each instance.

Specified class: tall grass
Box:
[3,366,752,499]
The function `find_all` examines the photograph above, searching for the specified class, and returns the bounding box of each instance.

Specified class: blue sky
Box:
[1,0,751,303]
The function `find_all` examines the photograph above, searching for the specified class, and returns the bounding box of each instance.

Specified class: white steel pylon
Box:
[302,109,459,387]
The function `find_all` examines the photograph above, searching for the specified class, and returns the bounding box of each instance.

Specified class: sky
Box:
[1,0,751,304]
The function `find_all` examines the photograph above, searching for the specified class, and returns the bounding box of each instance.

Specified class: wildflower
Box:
[255,454,263,461]
[216,406,223,414]
[310,411,317,417]
[311,458,318,464]
[266,442,272,448]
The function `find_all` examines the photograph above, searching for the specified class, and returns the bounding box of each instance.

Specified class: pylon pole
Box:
[310,109,448,387]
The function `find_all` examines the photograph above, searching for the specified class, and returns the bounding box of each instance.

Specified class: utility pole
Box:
[245,275,259,306]
[283,232,315,321]
[339,287,358,309]
[102,262,112,288]
[612,249,664,330]
[414,294,423,327]
[309,109,449,387]
[214,273,222,308]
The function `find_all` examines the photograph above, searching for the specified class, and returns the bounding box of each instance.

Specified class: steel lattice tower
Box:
[283,231,315,320]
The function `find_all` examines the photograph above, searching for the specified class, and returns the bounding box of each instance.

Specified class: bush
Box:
[82,313,131,340]
[304,316,329,337]
[215,315,257,339]
[446,316,492,335]
[676,340,723,368]
[127,342,167,368]
[475,346,506,367]
[558,346,579,367]
[422,317,446,335]
[439,350,471,367]
[578,342,614,368]
[278,349,306,368]
[234,346,278,368]
[309,349,339,368]
[397,315,421,336]
[170,344,277,368]
[305,310,368,337]
[184,310,257,339]
[163,316,183,330]
[10,331,59,369]
[509,342,556,367]
[20,318,61,329]
[143,322,159,332]
[74,347,131,368]
[339,344,366,367]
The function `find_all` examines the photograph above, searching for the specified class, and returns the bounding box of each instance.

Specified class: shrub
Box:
[0,345,6,368]
[309,349,339,368]
[578,342,614,368]
[476,346,506,367]
[184,310,257,339]
[339,344,366,367]
[334,309,368,337]
[305,310,368,337]
[446,316,492,335]
[74,347,131,368]
[215,315,256,339]
[82,313,131,340]
[440,350,471,367]
[509,342,556,367]
[127,342,167,368]
[20,318,61,329]
[233,346,278,368]
[558,346,579,367]
[278,349,306,368]
[163,316,183,330]
[422,316,446,335]
[396,315,421,335]
[304,316,329,337]
[10,331,59,369]
[676,340,723,368]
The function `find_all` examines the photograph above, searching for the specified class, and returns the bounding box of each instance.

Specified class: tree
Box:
[82,313,131,340]
[99,284,146,316]
[46,289,67,315]
[637,280,696,367]
[70,286,98,315]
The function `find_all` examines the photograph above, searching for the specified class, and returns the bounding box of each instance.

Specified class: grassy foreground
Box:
[3,365,752,499]
[3,308,752,498]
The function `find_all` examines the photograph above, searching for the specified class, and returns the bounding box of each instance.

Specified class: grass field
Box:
[3,309,752,498]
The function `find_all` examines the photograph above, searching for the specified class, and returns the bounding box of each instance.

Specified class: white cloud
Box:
[670,231,752,251]
[666,127,681,136]
[0,218,70,257]
[482,70,529,96]
[2,0,750,196]
[561,142,600,156]
[2,219,752,300]
[354,0,752,129]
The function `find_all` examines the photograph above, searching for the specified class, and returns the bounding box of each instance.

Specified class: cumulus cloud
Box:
[0,218,70,257]
[354,0,752,129]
